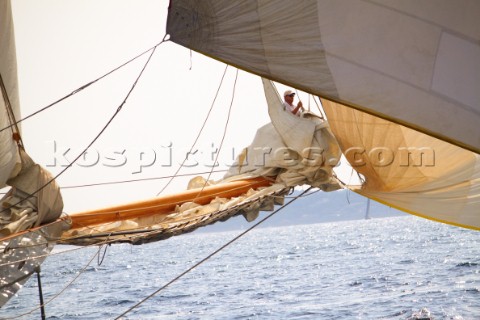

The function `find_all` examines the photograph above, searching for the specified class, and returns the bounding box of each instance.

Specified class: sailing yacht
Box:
[1,0,479,312]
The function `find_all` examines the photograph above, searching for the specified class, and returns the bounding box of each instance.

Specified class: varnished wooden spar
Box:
[68,177,273,229]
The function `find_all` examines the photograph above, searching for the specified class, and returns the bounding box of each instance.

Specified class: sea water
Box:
[2,216,479,319]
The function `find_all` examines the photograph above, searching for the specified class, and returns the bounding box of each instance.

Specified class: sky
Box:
[10,0,357,214]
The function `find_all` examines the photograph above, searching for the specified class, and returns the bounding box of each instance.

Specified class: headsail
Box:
[167,0,480,154]
[322,98,480,230]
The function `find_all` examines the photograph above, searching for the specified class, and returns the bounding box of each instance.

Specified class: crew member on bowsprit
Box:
[283,90,304,116]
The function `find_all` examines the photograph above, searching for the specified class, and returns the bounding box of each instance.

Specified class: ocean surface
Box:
[2,216,479,320]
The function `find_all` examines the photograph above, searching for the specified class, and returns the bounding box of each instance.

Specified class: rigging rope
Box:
[1,184,322,269]
[114,186,313,320]
[196,69,239,198]
[0,36,165,217]
[155,64,230,196]
[0,73,24,149]
[0,38,169,135]
[61,169,227,190]
[5,244,103,320]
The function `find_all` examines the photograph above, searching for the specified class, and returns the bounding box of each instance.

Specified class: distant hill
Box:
[196,189,406,233]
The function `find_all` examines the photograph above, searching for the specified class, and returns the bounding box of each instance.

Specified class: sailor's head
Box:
[284,90,295,103]
[284,90,295,98]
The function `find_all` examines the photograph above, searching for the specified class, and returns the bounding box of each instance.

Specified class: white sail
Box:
[0,0,21,187]
[322,98,480,230]
[167,0,480,154]
[167,0,480,230]
[0,1,67,307]
[225,79,341,190]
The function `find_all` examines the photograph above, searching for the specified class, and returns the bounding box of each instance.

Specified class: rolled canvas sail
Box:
[167,0,480,154]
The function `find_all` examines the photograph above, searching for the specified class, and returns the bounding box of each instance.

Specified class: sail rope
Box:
[0,72,24,149]
[1,188,321,319]
[4,244,104,320]
[114,186,313,320]
[60,169,228,190]
[312,95,326,119]
[0,37,164,217]
[1,189,321,267]
[0,237,106,268]
[0,37,169,135]
[97,243,109,265]
[155,64,230,196]
[0,188,322,268]
[195,69,239,198]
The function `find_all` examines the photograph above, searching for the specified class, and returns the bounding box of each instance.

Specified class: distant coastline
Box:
[196,189,406,233]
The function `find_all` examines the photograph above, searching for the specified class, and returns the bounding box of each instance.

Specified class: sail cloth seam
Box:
[0,37,169,135]
[364,0,479,44]
[326,51,480,117]
[155,64,229,196]
[172,46,480,155]
[0,38,164,217]
[196,69,239,198]
[114,187,313,320]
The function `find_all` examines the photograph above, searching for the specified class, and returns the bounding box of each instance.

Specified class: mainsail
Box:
[167,0,480,230]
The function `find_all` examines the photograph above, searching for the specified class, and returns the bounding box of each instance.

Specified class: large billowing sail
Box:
[167,0,480,154]
[167,0,480,229]
[322,98,480,230]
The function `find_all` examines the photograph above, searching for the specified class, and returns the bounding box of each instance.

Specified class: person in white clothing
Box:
[283,89,304,116]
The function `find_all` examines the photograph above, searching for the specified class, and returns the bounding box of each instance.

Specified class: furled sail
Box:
[60,79,342,246]
[225,79,342,191]
[167,0,480,154]
[60,177,288,246]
